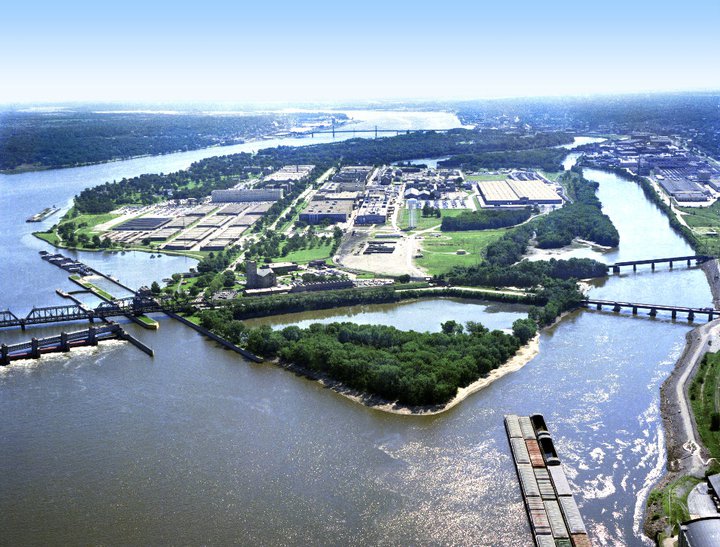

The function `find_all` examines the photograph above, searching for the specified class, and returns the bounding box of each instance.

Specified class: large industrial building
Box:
[211,188,283,203]
[299,199,354,224]
[477,178,563,206]
[263,164,315,184]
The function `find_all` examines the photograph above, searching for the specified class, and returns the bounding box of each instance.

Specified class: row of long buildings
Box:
[581,136,720,203]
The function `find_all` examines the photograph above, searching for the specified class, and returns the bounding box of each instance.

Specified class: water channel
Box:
[0,123,713,545]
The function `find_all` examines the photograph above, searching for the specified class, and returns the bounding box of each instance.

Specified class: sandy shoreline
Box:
[275,334,541,416]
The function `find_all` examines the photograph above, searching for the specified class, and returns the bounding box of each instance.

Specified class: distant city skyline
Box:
[2,0,719,104]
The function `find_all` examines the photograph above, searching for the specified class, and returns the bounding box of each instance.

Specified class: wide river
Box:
[0,117,712,545]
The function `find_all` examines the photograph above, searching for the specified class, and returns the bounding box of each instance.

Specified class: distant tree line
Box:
[438,147,569,172]
[0,111,344,171]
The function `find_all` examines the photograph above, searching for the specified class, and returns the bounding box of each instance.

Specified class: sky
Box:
[2,0,719,105]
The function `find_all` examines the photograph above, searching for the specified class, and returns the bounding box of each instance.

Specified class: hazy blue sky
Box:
[2,0,719,104]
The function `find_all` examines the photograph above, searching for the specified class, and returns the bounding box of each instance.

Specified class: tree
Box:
[150,281,161,294]
[222,270,236,288]
[512,318,537,344]
[441,320,463,335]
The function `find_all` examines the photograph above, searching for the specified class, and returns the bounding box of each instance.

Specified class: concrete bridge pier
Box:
[632,306,638,315]
[633,264,637,272]
[669,261,673,269]
[688,259,692,266]
[30,338,40,358]
[88,327,97,346]
[596,303,602,310]
[1,344,8,366]
[672,310,678,319]
[651,262,656,271]
[613,304,621,312]
[709,311,715,321]
[59,332,69,352]
[688,311,695,321]
[649,308,657,317]
[612,266,620,274]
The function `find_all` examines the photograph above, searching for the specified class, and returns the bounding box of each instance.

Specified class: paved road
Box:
[687,482,718,518]
[675,320,720,477]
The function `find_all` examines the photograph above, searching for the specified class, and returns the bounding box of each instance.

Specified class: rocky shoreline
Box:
[644,259,720,540]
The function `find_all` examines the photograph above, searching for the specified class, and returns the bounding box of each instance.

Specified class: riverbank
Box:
[644,259,720,540]
[274,333,541,416]
[645,318,720,540]
[701,259,720,309]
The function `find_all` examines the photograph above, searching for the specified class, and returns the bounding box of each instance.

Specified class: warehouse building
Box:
[211,188,283,203]
[299,200,354,224]
[477,179,563,206]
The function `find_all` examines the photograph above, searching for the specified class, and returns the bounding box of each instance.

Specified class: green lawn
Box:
[65,212,121,237]
[135,315,160,329]
[33,230,61,245]
[680,202,720,229]
[464,173,505,181]
[273,241,334,264]
[677,203,720,255]
[415,229,507,275]
[689,351,720,467]
[398,207,467,231]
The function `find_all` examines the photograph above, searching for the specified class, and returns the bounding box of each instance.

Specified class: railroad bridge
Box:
[609,255,712,274]
[582,299,717,321]
[0,294,184,330]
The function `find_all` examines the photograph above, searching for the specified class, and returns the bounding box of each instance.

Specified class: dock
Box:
[505,414,590,547]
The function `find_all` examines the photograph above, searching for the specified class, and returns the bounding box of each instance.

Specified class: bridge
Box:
[582,299,718,321]
[303,126,452,138]
[609,255,712,274]
[0,294,184,330]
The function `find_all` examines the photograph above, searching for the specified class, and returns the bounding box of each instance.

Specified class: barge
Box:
[26,206,60,222]
[505,414,591,547]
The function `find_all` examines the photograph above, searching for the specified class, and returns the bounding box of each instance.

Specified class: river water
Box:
[0,124,713,545]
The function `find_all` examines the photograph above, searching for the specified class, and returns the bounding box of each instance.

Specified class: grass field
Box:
[64,212,121,237]
[274,241,334,264]
[689,351,720,467]
[464,173,505,181]
[415,229,507,275]
[679,203,720,229]
[678,203,720,255]
[397,208,467,231]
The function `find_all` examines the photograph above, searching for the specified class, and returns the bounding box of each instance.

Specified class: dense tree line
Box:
[441,207,532,231]
[438,148,569,172]
[200,316,529,406]
[253,129,572,167]
[444,258,607,288]
[224,286,400,319]
[0,111,344,171]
